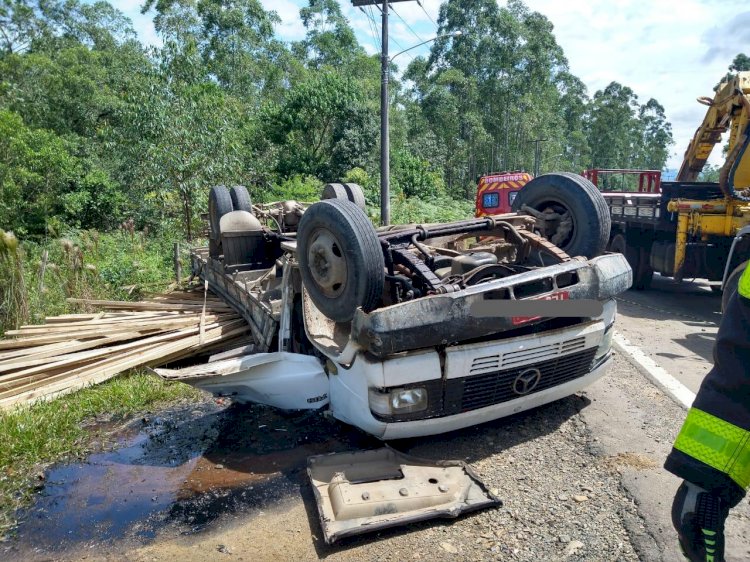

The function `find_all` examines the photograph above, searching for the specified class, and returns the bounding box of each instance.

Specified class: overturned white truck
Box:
[158,174,631,440]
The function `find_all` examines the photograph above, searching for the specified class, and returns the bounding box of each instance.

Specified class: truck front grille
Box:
[458,347,598,413]
[468,335,587,374]
[370,347,598,423]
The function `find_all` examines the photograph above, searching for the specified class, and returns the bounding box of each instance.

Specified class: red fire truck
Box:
[475,171,533,216]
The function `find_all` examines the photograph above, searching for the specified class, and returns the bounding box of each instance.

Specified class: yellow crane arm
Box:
[676,72,750,193]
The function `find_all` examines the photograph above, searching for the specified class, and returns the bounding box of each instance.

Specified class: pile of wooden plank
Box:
[0,290,251,410]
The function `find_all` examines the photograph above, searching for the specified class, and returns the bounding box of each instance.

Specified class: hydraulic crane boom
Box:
[677,72,750,196]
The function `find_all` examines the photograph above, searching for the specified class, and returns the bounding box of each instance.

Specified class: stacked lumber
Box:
[0,290,251,410]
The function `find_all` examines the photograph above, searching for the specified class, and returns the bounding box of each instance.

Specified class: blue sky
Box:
[113,0,750,169]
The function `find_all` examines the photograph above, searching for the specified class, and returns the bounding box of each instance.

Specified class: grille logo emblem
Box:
[512,368,541,395]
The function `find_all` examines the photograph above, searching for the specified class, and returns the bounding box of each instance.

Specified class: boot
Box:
[671,481,728,561]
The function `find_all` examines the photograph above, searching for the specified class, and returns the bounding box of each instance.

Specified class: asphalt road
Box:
[615,275,722,394]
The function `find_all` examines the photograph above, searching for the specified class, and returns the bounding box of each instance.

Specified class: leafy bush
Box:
[391,148,446,199]
[0,110,124,238]
[390,195,473,225]
[261,174,324,203]
[343,167,377,205]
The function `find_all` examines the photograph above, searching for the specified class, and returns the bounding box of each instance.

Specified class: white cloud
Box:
[521,0,748,168]
[110,1,161,47]
[259,0,306,40]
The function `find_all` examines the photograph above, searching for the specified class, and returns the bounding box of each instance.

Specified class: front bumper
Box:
[331,354,612,439]
[351,253,631,358]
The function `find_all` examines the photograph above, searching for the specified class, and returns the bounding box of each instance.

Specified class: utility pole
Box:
[381,0,390,226]
[528,139,547,177]
[353,0,415,226]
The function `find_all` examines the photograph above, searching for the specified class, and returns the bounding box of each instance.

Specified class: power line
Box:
[360,6,381,50]
[390,4,427,45]
[416,0,438,27]
[360,4,413,62]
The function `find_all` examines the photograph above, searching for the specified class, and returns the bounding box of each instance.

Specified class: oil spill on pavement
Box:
[5,399,377,559]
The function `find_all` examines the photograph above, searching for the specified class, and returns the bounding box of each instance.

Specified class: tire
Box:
[722,260,748,313]
[230,185,252,213]
[208,186,233,258]
[512,172,611,259]
[297,199,385,323]
[343,182,367,211]
[609,233,652,290]
[321,183,349,201]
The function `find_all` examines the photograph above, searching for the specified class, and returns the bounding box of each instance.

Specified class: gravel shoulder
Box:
[125,355,657,562]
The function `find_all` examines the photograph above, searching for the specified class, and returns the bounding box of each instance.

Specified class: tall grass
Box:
[0,228,189,333]
[0,227,202,532]
[0,231,29,330]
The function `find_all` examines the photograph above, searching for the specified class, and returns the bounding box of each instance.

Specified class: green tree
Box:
[586,82,641,169]
[294,0,363,69]
[264,69,377,181]
[636,98,673,169]
[729,53,750,72]
[130,82,245,240]
[586,82,672,171]
[406,0,589,197]
[0,109,121,236]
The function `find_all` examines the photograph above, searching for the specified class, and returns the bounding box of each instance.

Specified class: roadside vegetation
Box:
[0,0,694,332]
[0,227,182,333]
[0,0,680,249]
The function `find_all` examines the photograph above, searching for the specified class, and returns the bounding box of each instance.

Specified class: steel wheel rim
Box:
[307,228,348,298]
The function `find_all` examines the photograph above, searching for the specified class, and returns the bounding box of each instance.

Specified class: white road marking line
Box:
[612,331,696,410]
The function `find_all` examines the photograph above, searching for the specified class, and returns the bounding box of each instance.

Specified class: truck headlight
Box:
[595,325,614,362]
[369,387,428,416]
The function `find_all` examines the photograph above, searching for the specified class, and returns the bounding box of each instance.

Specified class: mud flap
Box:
[155,352,329,410]
[307,447,502,543]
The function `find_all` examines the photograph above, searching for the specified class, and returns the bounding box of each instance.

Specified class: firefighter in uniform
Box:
[665,261,750,561]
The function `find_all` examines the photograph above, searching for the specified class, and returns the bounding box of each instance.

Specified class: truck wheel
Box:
[722,260,748,312]
[343,183,367,211]
[298,199,385,322]
[209,185,233,258]
[609,234,652,290]
[230,185,253,213]
[321,183,349,201]
[512,172,611,259]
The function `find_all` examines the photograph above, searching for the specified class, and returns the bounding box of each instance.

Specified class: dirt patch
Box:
[129,394,643,562]
[599,452,660,472]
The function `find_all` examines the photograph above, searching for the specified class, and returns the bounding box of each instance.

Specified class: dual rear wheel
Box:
[208,185,252,258]
[608,234,653,290]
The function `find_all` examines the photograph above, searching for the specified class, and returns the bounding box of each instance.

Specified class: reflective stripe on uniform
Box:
[739,261,750,299]
[674,408,750,489]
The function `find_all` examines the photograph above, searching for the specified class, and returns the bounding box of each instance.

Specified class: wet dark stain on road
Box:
[4,399,377,558]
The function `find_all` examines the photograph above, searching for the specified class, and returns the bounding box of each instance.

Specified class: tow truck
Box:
[587,72,750,305]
